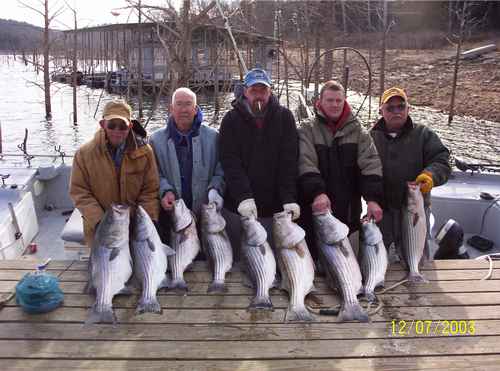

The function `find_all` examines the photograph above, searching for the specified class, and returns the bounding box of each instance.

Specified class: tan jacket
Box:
[70,129,160,245]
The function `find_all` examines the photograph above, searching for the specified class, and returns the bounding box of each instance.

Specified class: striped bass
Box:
[359,220,388,302]
[402,182,428,282]
[86,204,133,324]
[169,199,200,293]
[273,211,315,322]
[200,203,233,293]
[241,215,276,311]
[131,206,175,314]
[313,210,369,323]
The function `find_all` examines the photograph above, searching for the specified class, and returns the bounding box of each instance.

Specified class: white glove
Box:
[237,198,258,218]
[208,188,224,211]
[283,203,300,221]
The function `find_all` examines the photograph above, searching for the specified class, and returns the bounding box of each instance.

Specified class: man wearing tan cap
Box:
[70,100,160,245]
[371,87,451,260]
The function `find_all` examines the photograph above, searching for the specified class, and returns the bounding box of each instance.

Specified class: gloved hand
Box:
[237,198,258,218]
[415,171,434,194]
[283,203,300,221]
[208,188,224,211]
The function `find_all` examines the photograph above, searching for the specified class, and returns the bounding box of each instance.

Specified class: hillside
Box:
[0,19,44,52]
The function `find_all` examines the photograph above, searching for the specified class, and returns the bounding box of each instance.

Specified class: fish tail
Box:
[338,303,369,323]
[85,304,116,325]
[407,271,428,283]
[136,297,162,314]
[364,291,377,303]
[168,279,189,294]
[285,306,315,322]
[248,295,273,311]
[207,280,226,294]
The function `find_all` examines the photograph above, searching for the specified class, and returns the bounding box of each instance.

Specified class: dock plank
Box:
[0,259,498,271]
[2,279,499,295]
[1,305,499,323]
[1,356,500,371]
[0,336,498,359]
[4,291,500,309]
[0,320,497,341]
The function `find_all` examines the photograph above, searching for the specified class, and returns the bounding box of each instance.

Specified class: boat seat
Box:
[61,208,85,245]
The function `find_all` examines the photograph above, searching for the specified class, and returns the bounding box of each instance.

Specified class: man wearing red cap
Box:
[371,87,451,260]
[70,100,160,245]
[298,80,384,255]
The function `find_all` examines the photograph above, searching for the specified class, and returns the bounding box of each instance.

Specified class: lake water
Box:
[0,54,498,168]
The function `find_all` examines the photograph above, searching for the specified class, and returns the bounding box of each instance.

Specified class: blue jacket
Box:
[149,109,225,215]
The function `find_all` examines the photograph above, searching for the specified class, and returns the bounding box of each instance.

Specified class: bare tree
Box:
[18,0,65,120]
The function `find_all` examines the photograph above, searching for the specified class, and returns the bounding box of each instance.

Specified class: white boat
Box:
[0,157,498,261]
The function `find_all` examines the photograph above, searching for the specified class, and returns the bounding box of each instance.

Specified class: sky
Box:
[3,0,171,30]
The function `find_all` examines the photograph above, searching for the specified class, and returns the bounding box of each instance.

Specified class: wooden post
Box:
[379,0,388,101]
[137,0,144,119]
[72,10,78,125]
[43,0,52,120]
[448,1,467,125]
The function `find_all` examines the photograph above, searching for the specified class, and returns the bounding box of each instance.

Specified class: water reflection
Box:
[0,55,498,167]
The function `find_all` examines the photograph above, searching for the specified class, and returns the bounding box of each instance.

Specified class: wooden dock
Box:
[0,258,499,370]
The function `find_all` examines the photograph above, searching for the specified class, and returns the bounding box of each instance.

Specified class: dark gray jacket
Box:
[370,116,451,209]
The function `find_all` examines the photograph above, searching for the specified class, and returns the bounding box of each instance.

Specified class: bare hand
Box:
[366,201,383,222]
[161,191,176,211]
[311,193,331,213]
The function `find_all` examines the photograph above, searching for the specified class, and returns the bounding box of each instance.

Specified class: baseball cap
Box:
[244,68,271,87]
[102,100,132,126]
[381,87,408,105]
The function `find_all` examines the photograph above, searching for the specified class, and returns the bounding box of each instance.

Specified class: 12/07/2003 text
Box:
[390,320,476,336]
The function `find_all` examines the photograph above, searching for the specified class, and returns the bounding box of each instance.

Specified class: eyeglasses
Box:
[386,103,407,113]
[106,120,129,131]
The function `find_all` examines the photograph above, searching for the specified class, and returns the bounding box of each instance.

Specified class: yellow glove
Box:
[415,171,434,194]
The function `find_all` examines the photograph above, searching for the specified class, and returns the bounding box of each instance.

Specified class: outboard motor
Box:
[434,219,469,259]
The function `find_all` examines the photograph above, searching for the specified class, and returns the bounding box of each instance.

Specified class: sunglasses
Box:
[386,103,407,113]
[106,120,129,131]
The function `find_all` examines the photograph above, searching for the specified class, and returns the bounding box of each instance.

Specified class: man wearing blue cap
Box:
[219,68,299,249]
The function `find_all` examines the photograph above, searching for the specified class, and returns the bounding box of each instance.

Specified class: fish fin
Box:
[407,272,428,283]
[241,273,254,288]
[207,281,226,294]
[159,276,170,289]
[146,239,156,252]
[364,291,377,303]
[168,279,189,294]
[109,248,120,261]
[85,304,116,325]
[162,243,175,256]
[248,296,273,311]
[83,280,95,295]
[413,213,419,227]
[117,286,133,296]
[136,297,162,315]
[337,303,370,323]
[295,244,306,258]
[339,240,350,257]
[259,244,266,255]
[179,229,190,244]
[285,306,315,322]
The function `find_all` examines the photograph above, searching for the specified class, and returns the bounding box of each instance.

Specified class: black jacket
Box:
[370,116,451,209]
[219,95,298,217]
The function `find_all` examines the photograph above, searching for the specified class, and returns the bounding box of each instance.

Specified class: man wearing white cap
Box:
[70,100,160,245]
